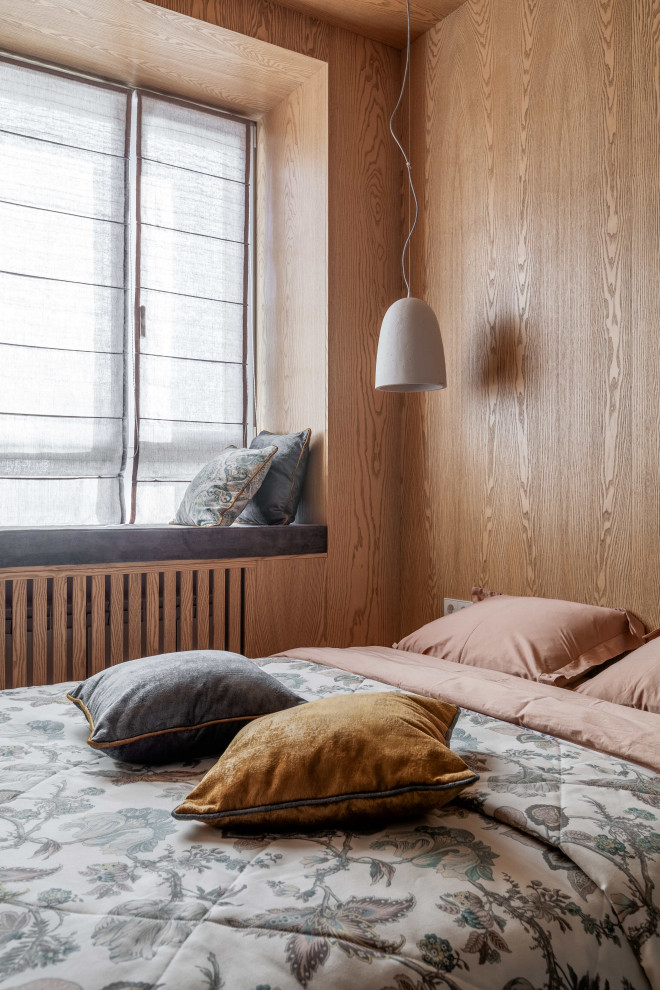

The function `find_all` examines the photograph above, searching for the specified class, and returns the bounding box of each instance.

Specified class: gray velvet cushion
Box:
[172,445,277,527]
[67,651,304,764]
[238,428,311,525]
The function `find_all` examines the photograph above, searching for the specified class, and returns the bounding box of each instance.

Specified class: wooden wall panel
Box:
[257,67,328,524]
[404,0,660,633]
[325,29,403,645]
[273,0,466,48]
[150,0,403,649]
[0,0,324,118]
[631,0,660,631]
[244,556,327,656]
[148,0,331,58]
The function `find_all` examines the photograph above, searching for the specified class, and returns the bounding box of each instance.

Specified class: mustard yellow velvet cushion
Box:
[172,692,478,829]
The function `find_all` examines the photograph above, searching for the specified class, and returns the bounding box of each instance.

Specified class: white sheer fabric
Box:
[0,61,251,526]
[0,62,128,525]
[134,96,249,521]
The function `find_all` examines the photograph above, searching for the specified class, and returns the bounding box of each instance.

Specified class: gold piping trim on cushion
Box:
[215,445,279,526]
[67,694,96,748]
[66,692,265,749]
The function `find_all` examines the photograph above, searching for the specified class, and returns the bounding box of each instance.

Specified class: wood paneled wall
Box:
[403,0,660,633]
[256,67,328,525]
[271,0,466,48]
[147,0,404,648]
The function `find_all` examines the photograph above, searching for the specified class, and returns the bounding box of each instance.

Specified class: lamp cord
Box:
[389,0,418,298]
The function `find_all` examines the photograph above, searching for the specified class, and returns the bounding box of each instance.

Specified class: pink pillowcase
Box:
[573,635,660,713]
[394,591,645,687]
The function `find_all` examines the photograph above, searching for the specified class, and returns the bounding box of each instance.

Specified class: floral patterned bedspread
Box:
[0,657,659,990]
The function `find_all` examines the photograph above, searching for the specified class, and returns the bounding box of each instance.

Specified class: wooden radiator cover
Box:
[0,561,251,689]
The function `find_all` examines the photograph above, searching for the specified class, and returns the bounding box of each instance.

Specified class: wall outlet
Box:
[443,598,473,616]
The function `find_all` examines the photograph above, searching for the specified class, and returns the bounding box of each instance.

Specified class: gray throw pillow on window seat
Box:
[238,428,311,525]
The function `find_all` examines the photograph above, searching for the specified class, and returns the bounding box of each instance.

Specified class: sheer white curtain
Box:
[0,59,253,526]
[0,61,128,525]
[133,96,249,522]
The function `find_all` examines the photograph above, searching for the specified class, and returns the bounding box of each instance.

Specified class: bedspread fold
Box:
[276,645,660,774]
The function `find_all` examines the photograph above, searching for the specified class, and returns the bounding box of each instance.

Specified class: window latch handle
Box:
[139,304,146,338]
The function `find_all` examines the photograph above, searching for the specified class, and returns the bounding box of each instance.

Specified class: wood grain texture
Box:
[147,0,331,58]
[402,0,658,633]
[0,558,281,581]
[71,574,87,680]
[244,556,327,656]
[212,568,226,650]
[227,568,243,653]
[273,0,466,48]
[0,561,255,683]
[631,0,660,631]
[11,579,27,688]
[162,569,177,653]
[110,573,124,665]
[128,573,142,661]
[326,28,403,645]
[52,576,67,683]
[90,573,106,675]
[145,570,160,656]
[196,568,210,649]
[256,66,328,524]
[32,576,47,686]
[179,569,193,651]
[0,0,325,118]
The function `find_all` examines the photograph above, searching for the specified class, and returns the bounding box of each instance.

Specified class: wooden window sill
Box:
[0,524,327,569]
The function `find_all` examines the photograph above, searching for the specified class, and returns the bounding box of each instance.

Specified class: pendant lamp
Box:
[375,0,446,393]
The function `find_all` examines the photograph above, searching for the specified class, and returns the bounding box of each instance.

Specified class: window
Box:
[0,57,254,526]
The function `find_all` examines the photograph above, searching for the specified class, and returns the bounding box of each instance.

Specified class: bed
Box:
[0,646,658,990]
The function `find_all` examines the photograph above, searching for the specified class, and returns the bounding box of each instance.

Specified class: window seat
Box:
[0,524,327,569]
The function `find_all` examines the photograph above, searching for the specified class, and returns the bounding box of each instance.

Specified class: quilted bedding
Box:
[0,655,659,990]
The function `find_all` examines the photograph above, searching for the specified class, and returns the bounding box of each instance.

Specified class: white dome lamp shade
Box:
[375,297,446,392]
[375,0,447,394]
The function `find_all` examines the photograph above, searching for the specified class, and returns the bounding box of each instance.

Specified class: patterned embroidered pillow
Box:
[172,692,478,829]
[172,445,277,527]
[238,428,311,525]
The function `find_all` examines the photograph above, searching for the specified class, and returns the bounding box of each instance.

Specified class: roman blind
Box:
[0,58,253,527]
[0,61,128,525]
[133,95,250,523]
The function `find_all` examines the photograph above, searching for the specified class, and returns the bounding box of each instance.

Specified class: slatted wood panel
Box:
[402,0,660,634]
[0,563,250,688]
